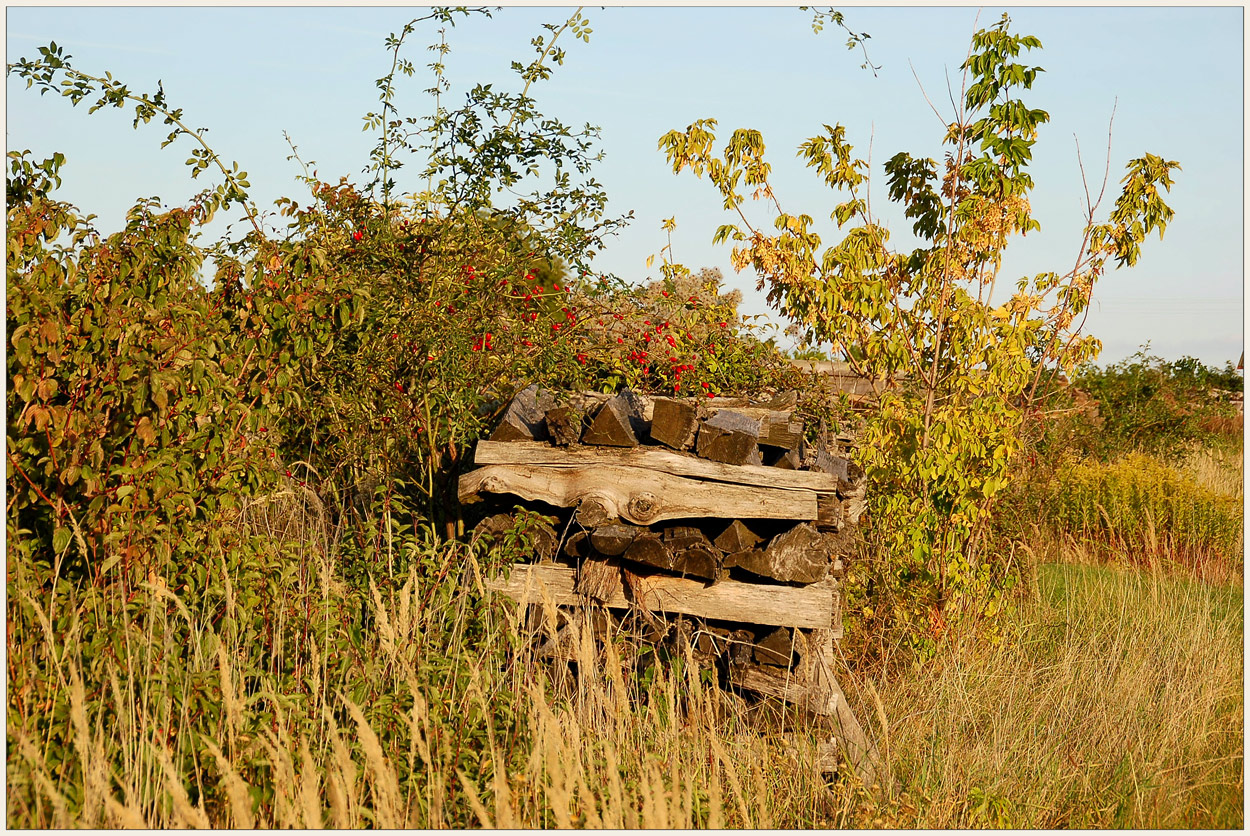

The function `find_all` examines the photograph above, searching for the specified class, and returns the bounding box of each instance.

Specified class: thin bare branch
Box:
[909,60,949,128]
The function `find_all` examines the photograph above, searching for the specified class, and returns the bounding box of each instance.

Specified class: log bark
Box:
[649,397,699,450]
[576,556,623,602]
[486,563,836,629]
[460,464,819,523]
[474,440,839,493]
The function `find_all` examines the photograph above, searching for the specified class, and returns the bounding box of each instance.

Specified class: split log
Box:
[728,522,829,584]
[696,410,763,465]
[649,397,699,450]
[623,533,719,581]
[768,446,804,471]
[729,664,834,715]
[754,626,795,667]
[582,390,648,447]
[475,440,838,493]
[576,556,623,602]
[816,494,842,530]
[811,449,865,492]
[758,414,804,450]
[713,519,763,554]
[693,625,733,657]
[544,404,586,446]
[490,384,555,442]
[486,563,837,629]
[590,524,643,556]
[563,531,591,559]
[460,465,819,523]
[727,628,755,667]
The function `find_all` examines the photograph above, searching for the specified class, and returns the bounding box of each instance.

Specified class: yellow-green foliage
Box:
[1045,451,1243,563]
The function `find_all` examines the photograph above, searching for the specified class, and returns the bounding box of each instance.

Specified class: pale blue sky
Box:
[6,4,1244,366]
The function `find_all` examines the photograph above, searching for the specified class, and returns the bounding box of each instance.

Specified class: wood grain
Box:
[460,464,819,523]
[474,440,838,492]
[485,562,835,629]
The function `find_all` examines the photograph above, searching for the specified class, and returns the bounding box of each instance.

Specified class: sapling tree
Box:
[660,13,1179,651]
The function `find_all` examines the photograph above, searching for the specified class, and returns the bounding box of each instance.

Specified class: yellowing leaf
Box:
[136,416,156,447]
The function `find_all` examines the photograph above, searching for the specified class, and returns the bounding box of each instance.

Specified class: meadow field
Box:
[7,422,1242,829]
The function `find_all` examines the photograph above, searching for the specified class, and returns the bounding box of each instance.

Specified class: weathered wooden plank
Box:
[474,440,838,493]
[460,464,819,523]
[485,563,835,629]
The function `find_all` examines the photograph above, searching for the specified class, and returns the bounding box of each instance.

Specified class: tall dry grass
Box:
[840,558,1243,828]
[8,473,1243,828]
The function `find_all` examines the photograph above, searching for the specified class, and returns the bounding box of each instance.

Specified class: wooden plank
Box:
[729,664,836,715]
[460,464,818,523]
[485,562,835,629]
[474,440,838,493]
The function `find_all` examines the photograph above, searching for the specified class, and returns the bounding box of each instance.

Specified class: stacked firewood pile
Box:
[460,385,879,771]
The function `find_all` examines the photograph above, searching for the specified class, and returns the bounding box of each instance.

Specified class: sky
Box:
[5,3,1244,367]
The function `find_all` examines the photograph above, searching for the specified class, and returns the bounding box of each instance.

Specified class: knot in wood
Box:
[626,491,661,523]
